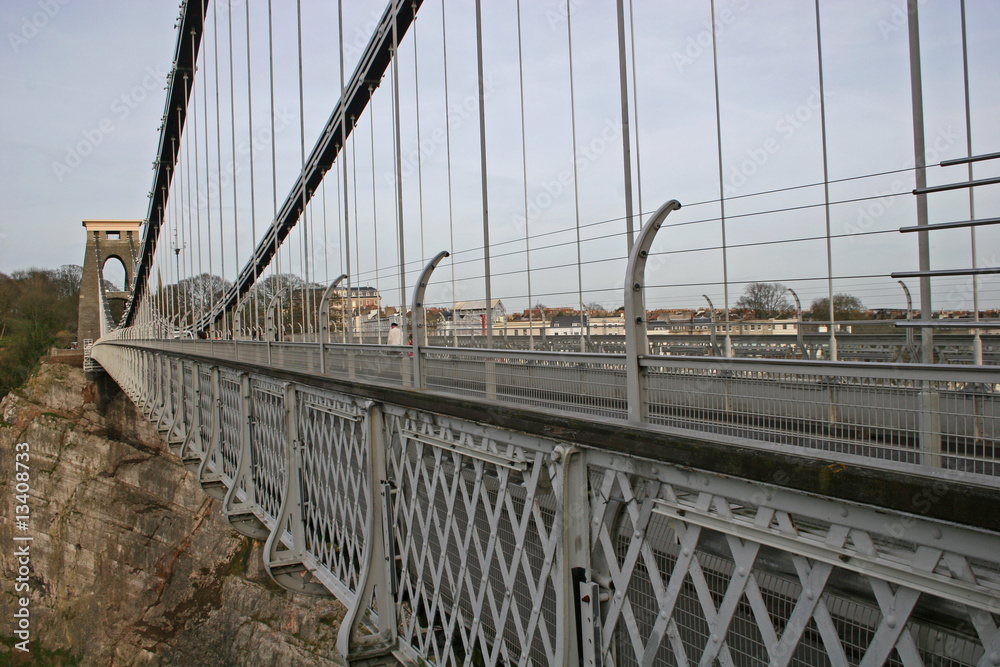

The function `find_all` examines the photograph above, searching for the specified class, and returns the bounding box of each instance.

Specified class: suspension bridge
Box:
[85,0,1000,664]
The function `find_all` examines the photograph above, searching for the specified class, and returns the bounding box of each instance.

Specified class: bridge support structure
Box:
[79,220,142,343]
[92,339,1000,666]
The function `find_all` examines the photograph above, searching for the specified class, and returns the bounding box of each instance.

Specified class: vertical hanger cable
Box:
[709,0,732,356]
[243,1,261,333]
[227,2,242,337]
[515,0,533,350]
[440,0,458,346]
[565,1,586,351]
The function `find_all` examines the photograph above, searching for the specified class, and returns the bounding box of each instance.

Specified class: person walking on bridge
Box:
[387,322,403,345]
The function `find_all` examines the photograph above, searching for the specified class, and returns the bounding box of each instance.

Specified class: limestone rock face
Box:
[0,364,345,666]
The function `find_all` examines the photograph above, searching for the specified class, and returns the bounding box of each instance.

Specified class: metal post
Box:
[474,0,493,349]
[920,389,942,468]
[338,402,397,658]
[165,358,185,451]
[411,252,449,389]
[223,372,269,540]
[907,0,933,364]
[703,294,717,355]
[197,365,226,500]
[264,383,332,596]
[615,0,635,253]
[318,274,348,375]
[788,288,805,359]
[152,354,165,426]
[266,286,290,367]
[897,281,918,362]
[266,286,290,342]
[155,354,169,431]
[624,200,682,423]
[179,361,201,470]
[555,445,592,666]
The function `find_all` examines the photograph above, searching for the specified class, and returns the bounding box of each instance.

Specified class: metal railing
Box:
[115,337,1000,479]
[90,341,1000,665]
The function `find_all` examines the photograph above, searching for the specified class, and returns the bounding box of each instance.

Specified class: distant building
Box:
[329,285,381,312]
[549,314,588,335]
[589,314,625,335]
[453,299,506,322]
[729,319,800,335]
[497,319,548,338]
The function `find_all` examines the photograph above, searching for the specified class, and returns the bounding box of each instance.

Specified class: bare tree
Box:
[735,282,792,319]
[249,273,305,305]
[808,294,866,322]
[183,274,231,313]
[53,265,82,298]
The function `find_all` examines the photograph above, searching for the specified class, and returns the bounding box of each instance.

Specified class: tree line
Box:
[735,282,865,321]
[0,265,81,398]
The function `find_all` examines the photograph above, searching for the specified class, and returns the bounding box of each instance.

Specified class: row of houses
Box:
[341,294,810,337]
[330,292,994,338]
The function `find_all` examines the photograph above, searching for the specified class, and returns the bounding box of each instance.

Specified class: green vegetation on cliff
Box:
[0,266,81,398]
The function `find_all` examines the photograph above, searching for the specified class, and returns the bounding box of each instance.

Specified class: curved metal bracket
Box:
[223,372,270,540]
[338,402,397,657]
[318,274,348,374]
[232,295,251,340]
[197,365,228,501]
[149,353,164,424]
[318,274,349,343]
[788,288,806,359]
[264,384,333,597]
[410,251,449,389]
[265,287,291,342]
[179,361,203,472]
[897,280,919,362]
[164,358,186,452]
[702,294,718,356]
[623,200,682,423]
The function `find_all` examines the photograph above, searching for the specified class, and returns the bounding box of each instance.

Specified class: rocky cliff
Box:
[0,362,346,666]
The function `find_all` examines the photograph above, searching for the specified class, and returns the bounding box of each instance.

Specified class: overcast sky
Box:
[2,0,998,314]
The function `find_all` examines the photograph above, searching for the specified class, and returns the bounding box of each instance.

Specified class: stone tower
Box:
[78,220,142,343]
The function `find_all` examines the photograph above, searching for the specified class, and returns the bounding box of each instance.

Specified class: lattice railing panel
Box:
[218,370,242,481]
[587,453,1000,666]
[386,409,562,665]
[193,365,213,461]
[181,361,195,440]
[297,386,369,601]
[168,359,181,428]
[249,376,286,524]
